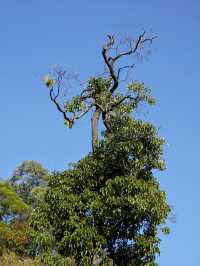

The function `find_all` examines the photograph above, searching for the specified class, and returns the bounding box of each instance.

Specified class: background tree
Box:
[0,181,29,222]
[30,32,171,265]
[10,160,49,207]
[0,161,49,258]
[0,181,30,255]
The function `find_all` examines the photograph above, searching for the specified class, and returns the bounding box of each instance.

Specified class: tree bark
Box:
[91,108,101,152]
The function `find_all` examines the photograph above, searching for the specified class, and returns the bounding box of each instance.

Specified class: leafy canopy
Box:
[29,33,171,266]
[30,115,170,266]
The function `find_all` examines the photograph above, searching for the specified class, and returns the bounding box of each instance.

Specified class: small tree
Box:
[31,32,171,265]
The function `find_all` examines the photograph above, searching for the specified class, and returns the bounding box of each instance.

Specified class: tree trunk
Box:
[91,108,101,152]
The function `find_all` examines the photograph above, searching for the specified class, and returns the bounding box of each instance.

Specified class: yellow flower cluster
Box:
[43,75,55,88]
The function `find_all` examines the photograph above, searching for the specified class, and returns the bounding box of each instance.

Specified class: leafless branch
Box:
[102,32,156,94]
[49,88,70,122]
[117,64,135,79]
[102,35,119,94]
[49,69,94,125]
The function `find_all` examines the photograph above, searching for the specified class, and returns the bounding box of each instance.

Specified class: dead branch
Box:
[102,32,156,94]
[49,88,70,122]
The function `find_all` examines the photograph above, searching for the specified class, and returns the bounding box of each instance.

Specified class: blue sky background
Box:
[0,0,199,265]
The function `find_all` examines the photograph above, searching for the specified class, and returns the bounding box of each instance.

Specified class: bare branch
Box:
[112,32,156,64]
[102,45,119,94]
[110,32,146,64]
[102,32,156,94]
[117,64,135,79]
[49,88,70,122]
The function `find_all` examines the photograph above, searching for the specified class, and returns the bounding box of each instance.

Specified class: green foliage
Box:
[0,161,49,258]
[64,96,87,114]
[30,117,170,265]
[0,182,30,255]
[0,182,29,221]
[39,252,76,266]
[127,82,156,106]
[87,77,113,108]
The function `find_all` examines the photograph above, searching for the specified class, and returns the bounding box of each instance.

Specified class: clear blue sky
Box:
[0,0,199,265]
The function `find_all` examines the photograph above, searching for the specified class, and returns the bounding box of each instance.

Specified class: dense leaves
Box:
[0,182,29,222]
[0,182,30,255]
[30,117,170,265]
[0,161,49,258]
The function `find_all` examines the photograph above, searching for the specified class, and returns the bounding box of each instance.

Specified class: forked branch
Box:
[102,32,156,93]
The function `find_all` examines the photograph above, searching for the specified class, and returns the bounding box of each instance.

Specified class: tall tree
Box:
[30,32,171,265]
